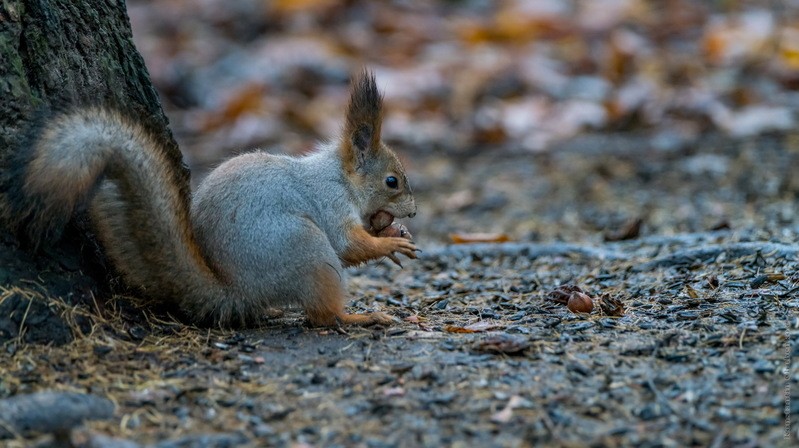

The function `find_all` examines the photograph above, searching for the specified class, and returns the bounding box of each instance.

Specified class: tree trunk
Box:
[0,0,185,344]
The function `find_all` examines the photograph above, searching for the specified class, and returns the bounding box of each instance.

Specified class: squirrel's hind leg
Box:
[305,264,394,327]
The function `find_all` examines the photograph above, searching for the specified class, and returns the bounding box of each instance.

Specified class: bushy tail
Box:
[0,108,225,316]
[1,108,107,242]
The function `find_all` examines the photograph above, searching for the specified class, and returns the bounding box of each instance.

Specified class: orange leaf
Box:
[199,83,265,132]
[449,232,511,244]
[443,325,478,334]
[271,0,337,13]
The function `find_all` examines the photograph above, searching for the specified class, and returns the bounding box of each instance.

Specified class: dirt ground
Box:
[0,131,797,447]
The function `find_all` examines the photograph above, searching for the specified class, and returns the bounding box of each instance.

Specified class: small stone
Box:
[0,391,114,438]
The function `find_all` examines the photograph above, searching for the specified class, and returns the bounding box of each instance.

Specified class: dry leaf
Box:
[604,217,643,242]
[382,387,405,397]
[404,315,426,324]
[703,10,774,65]
[464,321,503,332]
[473,334,530,355]
[750,273,786,289]
[546,285,586,305]
[271,0,338,14]
[491,395,524,423]
[444,321,504,333]
[449,232,511,244]
[443,325,476,334]
[199,83,265,132]
[710,104,794,137]
[597,294,626,317]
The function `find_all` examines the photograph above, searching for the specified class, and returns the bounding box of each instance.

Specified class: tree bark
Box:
[0,0,186,344]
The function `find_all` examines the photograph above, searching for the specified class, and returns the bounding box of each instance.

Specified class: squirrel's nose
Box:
[408,206,417,218]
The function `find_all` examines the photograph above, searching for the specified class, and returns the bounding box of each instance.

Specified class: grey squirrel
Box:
[1,70,418,328]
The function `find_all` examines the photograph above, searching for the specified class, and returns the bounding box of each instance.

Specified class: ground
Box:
[0,131,797,447]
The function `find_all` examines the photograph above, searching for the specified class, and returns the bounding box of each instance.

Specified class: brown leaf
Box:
[444,325,476,334]
[199,82,266,132]
[473,334,530,355]
[404,315,425,324]
[750,273,786,289]
[604,217,643,242]
[449,232,511,244]
[546,285,586,305]
[597,294,625,317]
[271,0,338,14]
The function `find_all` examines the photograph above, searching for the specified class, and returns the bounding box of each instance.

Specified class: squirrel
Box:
[0,70,418,328]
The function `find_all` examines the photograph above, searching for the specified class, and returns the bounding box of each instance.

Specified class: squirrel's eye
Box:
[385,176,399,189]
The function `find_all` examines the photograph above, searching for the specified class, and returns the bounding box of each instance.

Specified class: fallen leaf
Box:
[777,27,799,70]
[271,0,338,14]
[442,190,476,212]
[404,315,427,324]
[604,217,643,242]
[710,104,794,137]
[443,320,502,333]
[597,294,626,317]
[449,232,511,244]
[546,285,586,305]
[382,387,405,397]
[199,82,266,132]
[703,10,774,65]
[750,273,786,289]
[464,321,503,332]
[444,325,476,334]
[473,334,530,355]
[491,395,524,423]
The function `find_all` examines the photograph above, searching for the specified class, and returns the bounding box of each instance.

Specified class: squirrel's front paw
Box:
[381,237,418,267]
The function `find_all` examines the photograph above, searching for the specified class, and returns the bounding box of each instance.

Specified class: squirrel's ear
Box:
[341,70,383,171]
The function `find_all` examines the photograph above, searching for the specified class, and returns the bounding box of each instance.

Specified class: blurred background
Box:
[127,0,799,245]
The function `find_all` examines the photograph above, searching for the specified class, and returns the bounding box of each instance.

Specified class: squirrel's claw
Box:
[387,253,403,268]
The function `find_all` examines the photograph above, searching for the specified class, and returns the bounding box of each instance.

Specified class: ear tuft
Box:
[345,69,383,152]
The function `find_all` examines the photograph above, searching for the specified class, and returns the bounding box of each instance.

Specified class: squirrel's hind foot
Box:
[307,310,396,327]
[339,311,396,326]
[305,261,397,327]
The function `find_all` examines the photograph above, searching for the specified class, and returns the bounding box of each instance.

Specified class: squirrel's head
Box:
[339,70,416,223]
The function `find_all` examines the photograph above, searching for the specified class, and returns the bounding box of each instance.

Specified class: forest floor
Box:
[1,132,797,447]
